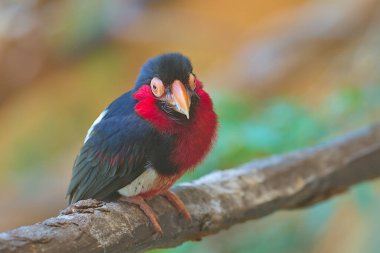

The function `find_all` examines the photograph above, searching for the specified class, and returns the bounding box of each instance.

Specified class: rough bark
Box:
[1,122,380,253]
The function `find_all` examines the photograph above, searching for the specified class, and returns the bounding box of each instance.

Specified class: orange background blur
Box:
[1,1,380,252]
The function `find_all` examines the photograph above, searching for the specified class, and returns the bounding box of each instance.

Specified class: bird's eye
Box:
[150,77,165,97]
[189,74,196,90]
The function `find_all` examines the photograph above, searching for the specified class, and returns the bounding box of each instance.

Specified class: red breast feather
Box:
[134,79,218,173]
[132,79,217,198]
[170,81,217,172]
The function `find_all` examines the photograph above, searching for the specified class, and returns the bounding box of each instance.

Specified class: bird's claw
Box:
[161,191,192,223]
[119,196,163,234]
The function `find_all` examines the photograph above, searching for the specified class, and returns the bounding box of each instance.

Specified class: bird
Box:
[66,53,218,233]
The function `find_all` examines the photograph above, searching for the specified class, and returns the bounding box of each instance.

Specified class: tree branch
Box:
[1,122,380,253]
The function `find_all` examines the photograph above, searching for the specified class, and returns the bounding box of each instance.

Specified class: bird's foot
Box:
[161,191,192,222]
[119,195,162,234]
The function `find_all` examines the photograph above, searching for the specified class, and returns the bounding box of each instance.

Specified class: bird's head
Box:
[134,53,199,121]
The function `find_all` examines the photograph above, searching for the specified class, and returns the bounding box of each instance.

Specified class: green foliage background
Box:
[1,1,380,252]
[154,84,380,253]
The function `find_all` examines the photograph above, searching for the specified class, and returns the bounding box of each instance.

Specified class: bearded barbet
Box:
[67,53,218,233]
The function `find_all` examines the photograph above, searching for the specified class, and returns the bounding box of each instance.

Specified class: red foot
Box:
[161,191,192,222]
[119,196,162,233]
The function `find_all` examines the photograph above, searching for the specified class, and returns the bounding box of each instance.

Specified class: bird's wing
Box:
[67,114,155,203]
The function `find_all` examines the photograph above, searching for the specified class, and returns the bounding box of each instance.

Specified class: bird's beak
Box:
[171,80,191,119]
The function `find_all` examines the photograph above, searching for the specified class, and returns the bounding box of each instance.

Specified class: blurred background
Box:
[1,0,380,252]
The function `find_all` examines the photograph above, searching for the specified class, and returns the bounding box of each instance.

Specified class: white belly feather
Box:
[118,167,159,197]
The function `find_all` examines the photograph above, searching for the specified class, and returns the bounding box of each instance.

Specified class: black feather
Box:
[135,52,193,89]
[67,53,197,203]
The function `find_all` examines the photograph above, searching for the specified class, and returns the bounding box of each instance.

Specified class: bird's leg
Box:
[119,195,162,233]
[161,191,192,222]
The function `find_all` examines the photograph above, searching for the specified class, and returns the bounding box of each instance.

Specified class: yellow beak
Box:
[171,80,191,119]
